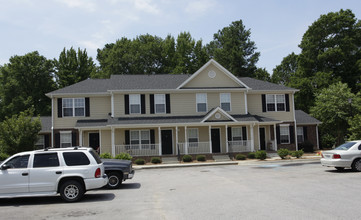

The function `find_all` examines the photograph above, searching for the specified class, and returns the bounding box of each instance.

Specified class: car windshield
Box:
[334,142,357,150]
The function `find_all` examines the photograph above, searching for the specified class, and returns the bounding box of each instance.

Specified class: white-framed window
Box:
[129,94,141,114]
[266,94,285,112]
[280,126,290,144]
[196,93,207,112]
[130,130,150,148]
[297,127,304,143]
[188,128,199,147]
[62,98,85,117]
[60,131,72,148]
[232,127,243,141]
[220,93,231,112]
[35,135,45,149]
[155,94,166,114]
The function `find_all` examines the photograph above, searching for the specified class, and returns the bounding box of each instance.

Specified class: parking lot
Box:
[1,160,361,220]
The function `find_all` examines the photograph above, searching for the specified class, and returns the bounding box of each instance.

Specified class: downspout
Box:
[51,96,54,148]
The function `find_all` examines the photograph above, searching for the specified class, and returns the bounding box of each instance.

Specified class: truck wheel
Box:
[60,180,84,202]
[107,172,122,189]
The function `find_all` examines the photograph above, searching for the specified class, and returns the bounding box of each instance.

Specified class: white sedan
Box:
[321,141,361,171]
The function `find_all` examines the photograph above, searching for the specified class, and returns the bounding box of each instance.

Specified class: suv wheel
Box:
[60,180,84,202]
[107,172,122,189]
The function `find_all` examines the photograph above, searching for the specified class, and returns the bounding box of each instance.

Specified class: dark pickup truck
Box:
[102,159,135,189]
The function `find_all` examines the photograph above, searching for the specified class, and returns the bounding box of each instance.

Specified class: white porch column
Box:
[176,126,179,155]
[209,125,212,153]
[316,125,320,149]
[79,129,83,146]
[225,125,229,153]
[274,124,278,151]
[184,126,188,154]
[111,127,115,157]
[250,124,255,152]
[158,127,162,156]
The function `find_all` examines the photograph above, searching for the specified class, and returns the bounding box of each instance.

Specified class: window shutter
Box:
[125,95,129,115]
[227,127,232,141]
[72,131,77,146]
[85,97,90,117]
[285,94,290,112]
[262,94,266,112]
[290,126,294,144]
[125,130,130,145]
[166,94,171,114]
[150,94,154,114]
[57,98,62,118]
[303,126,308,140]
[141,94,146,114]
[276,126,280,144]
[55,133,60,148]
[242,126,247,140]
[150,130,155,144]
[44,134,50,148]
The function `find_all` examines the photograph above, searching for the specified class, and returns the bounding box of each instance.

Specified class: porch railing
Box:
[114,144,160,156]
[177,142,211,154]
[228,141,252,152]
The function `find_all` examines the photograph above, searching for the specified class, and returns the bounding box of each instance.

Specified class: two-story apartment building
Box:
[44,59,320,157]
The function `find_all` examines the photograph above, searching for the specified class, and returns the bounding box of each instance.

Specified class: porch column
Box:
[184,126,188,154]
[316,125,320,149]
[111,92,114,117]
[79,129,83,146]
[225,125,229,153]
[176,126,179,155]
[158,127,162,156]
[274,124,278,151]
[209,125,212,153]
[99,130,102,153]
[250,124,255,152]
[111,127,115,157]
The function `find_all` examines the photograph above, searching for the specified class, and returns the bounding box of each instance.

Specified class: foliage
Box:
[151,157,162,164]
[277,148,290,159]
[207,20,260,77]
[99,152,112,159]
[114,152,132,160]
[0,152,9,161]
[254,68,271,81]
[247,152,256,159]
[0,51,56,119]
[291,150,304,158]
[298,140,314,152]
[0,108,41,155]
[196,155,206,162]
[255,150,267,160]
[235,154,246,160]
[134,158,145,165]
[54,47,96,88]
[271,52,298,85]
[348,114,361,140]
[182,155,193,162]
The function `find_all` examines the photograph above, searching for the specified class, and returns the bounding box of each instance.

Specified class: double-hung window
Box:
[196,93,207,112]
[220,93,231,112]
[232,127,243,141]
[280,126,290,144]
[297,127,304,143]
[62,98,85,117]
[60,131,72,148]
[155,94,166,114]
[129,94,141,114]
[130,130,150,149]
[266,94,285,112]
[35,135,45,149]
[188,128,199,147]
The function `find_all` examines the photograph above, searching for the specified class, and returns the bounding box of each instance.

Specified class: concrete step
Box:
[162,157,179,164]
[213,155,231,162]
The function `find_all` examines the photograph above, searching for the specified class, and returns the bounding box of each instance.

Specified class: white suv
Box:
[0,147,108,202]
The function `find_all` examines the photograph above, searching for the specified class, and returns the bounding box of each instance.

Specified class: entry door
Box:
[89,133,100,150]
[161,130,173,155]
[259,128,266,150]
[211,128,221,153]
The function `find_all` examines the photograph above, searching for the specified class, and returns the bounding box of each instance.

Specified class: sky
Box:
[0,0,360,74]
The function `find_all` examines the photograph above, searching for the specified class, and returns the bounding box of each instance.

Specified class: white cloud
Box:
[185,0,216,15]
[134,0,160,15]
[55,0,97,12]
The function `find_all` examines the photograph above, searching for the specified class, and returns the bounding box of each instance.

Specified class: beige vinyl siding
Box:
[101,130,111,154]
[247,93,294,121]
[182,65,240,88]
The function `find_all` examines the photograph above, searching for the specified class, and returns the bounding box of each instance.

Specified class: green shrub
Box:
[99,152,112,159]
[247,152,256,159]
[291,150,304,158]
[235,154,246,160]
[114,152,132,160]
[255,150,267,160]
[134,158,145,165]
[151,157,162,164]
[0,152,9,161]
[277,148,290,159]
[182,155,193,162]
[196,155,206,162]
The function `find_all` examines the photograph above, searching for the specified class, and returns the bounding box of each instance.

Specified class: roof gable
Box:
[177,59,250,89]
[201,107,237,123]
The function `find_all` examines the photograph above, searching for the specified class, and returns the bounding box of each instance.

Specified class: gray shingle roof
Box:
[295,110,322,125]
[239,77,297,91]
[39,116,51,132]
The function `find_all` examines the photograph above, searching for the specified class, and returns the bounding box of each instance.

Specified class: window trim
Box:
[62,98,85,117]
[220,93,231,112]
[188,128,199,143]
[196,93,208,112]
[279,125,290,144]
[154,94,166,114]
[60,131,72,148]
[231,127,243,141]
[130,130,151,148]
[297,127,304,143]
[35,135,45,149]
[266,94,286,112]
[129,94,141,114]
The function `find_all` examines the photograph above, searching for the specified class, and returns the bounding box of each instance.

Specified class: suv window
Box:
[63,152,90,166]
[33,153,60,168]
[89,149,102,164]
[5,155,30,169]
